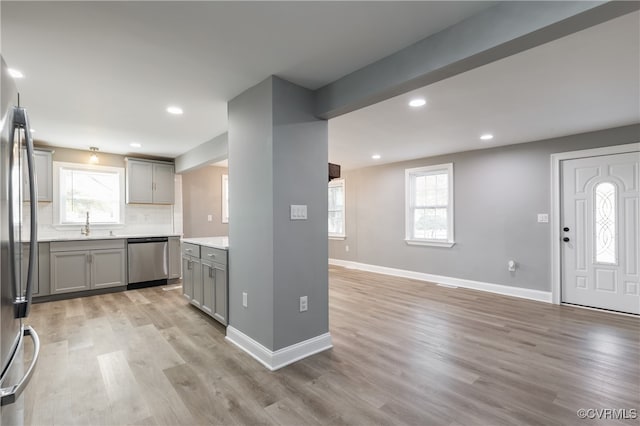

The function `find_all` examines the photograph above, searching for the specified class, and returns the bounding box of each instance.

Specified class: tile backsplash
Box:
[32,202,176,239]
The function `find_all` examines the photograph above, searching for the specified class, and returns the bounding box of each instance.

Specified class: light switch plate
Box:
[290,205,308,220]
[537,213,549,223]
[207,214,213,222]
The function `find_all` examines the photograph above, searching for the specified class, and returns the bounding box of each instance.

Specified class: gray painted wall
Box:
[181,165,228,238]
[272,77,328,350]
[329,124,640,292]
[228,77,275,349]
[228,76,328,351]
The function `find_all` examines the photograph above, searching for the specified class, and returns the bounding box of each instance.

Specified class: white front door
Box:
[561,151,640,314]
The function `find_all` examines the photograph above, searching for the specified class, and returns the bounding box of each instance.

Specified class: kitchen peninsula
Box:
[181,237,229,326]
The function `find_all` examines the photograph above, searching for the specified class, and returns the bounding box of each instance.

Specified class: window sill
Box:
[329,235,346,241]
[405,239,455,248]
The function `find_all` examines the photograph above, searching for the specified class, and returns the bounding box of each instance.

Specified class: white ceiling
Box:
[329,11,640,170]
[1,1,494,158]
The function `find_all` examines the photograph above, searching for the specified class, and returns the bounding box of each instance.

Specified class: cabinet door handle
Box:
[187,260,192,270]
[207,253,216,258]
[209,266,213,278]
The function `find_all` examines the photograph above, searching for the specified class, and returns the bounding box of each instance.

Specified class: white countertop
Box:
[37,233,182,242]
[181,236,229,250]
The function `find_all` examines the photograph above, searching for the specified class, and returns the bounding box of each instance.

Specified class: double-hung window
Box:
[328,178,345,239]
[57,163,124,225]
[405,163,454,247]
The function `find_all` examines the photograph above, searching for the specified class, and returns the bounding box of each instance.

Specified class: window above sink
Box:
[53,162,125,226]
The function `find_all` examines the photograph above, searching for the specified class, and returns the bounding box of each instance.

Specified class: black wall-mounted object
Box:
[329,163,341,181]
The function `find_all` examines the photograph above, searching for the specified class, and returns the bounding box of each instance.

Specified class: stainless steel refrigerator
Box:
[0,56,40,425]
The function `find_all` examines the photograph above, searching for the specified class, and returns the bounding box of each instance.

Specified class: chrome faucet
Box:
[80,211,91,236]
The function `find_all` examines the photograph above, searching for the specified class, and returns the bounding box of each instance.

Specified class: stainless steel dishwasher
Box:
[127,237,169,286]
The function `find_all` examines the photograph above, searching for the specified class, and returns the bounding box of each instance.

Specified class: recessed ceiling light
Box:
[130,142,142,148]
[166,106,183,115]
[480,134,494,141]
[8,69,24,79]
[372,154,381,160]
[408,98,426,108]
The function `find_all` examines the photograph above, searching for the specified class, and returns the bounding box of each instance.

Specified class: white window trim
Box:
[404,163,455,248]
[329,178,346,239]
[222,174,229,224]
[53,161,126,229]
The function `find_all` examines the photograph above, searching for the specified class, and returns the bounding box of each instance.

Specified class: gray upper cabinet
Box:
[152,163,175,204]
[126,158,175,204]
[126,159,153,203]
[24,149,53,202]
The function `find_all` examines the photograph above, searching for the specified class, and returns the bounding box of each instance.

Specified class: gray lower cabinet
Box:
[21,243,39,296]
[51,250,91,293]
[92,249,127,289]
[212,261,227,325]
[168,236,181,279]
[181,242,200,302]
[182,242,228,326]
[50,239,126,295]
[200,259,214,316]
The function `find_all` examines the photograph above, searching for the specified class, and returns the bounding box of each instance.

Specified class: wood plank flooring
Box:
[22,266,639,425]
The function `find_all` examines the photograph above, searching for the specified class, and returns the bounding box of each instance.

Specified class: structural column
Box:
[226,76,331,370]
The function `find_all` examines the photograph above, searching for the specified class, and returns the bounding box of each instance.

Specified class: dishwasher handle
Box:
[127,237,168,244]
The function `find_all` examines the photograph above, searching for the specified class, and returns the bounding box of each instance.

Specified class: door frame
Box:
[550,142,640,304]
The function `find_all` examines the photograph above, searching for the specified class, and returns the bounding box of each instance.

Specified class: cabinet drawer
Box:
[201,246,227,264]
[51,239,125,252]
[181,243,200,258]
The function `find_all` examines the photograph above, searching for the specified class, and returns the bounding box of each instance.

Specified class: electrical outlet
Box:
[242,292,248,308]
[299,296,308,312]
[508,260,517,272]
[207,214,213,222]
[345,245,350,252]
[537,213,549,223]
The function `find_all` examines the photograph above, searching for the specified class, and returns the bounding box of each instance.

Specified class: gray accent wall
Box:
[228,76,328,351]
[181,165,228,238]
[329,124,640,292]
[272,77,328,350]
[228,77,275,350]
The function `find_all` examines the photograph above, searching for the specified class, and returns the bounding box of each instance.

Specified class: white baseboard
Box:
[225,326,333,371]
[329,258,552,303]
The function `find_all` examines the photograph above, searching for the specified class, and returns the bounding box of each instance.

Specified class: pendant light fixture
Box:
[89,147,99,164]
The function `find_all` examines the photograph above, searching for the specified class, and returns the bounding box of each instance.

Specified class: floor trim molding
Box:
[225,326,333,371]
[329,258,552,303]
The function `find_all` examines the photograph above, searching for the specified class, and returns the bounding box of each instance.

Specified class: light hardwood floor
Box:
[22,266,639,425]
